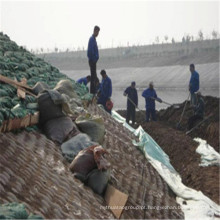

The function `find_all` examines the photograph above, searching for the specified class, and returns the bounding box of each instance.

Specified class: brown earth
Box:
[117,95,220,205]
[141,122,220,205]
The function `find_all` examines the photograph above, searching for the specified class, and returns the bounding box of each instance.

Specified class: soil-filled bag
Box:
[37,90,66,126]
[54,79,78,99]
[43,116,76,144]
[32,82,50,95]
[86,169,110,195]
[69,146,97,181]
[75,113,105,144]
[61,133,97,162]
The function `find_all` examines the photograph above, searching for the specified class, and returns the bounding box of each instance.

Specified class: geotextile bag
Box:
[75,113,105,144]
[69,145,98,180]
[54,79,78,99]
[86,169,110,195]
[43,116,76,144]
[37,90,65,126]
[61,133,97,162]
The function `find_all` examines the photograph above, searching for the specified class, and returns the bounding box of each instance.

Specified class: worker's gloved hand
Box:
[157,98,162,103]
[123,92,127,97]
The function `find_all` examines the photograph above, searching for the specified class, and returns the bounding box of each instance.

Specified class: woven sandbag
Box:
[32,81,50,95]
[54,79,78,99]
[37,90,65,126]
[61,133,97,162]
[43,116,76,144]
[86,169,110,195]
[69,146,97,181]
[75,114,105,144]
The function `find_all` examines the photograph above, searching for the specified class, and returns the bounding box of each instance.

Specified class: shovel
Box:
[176,92,191,129]
[150,97,180,108]
[186,114,213,135]
[126,95,146,118]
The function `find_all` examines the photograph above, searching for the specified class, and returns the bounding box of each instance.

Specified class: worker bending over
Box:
[188,91,205,130]
[124,81,138,125]
[142,82,162,122]
[77,75,91,86]
[97,70,112,114]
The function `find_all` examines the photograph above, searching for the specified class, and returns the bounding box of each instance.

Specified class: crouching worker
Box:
[142,82,162,122]
[77,75,91,86]
[97,70,112,114]
[188,91,205,130]
[124,81,138,125]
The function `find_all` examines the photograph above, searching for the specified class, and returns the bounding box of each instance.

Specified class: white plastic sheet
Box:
[194,138,220,167]
[111,110,220,219]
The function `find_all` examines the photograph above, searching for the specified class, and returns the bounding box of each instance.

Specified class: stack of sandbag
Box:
[75,113,105,144]
[69,145,111,195]
[37,88,78,144]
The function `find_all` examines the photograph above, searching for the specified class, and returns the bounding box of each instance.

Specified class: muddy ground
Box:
[117,95,220,205]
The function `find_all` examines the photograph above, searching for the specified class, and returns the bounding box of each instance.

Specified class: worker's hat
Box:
[131,81,136,85]
[149,81,154,86]
[196,91,202,96]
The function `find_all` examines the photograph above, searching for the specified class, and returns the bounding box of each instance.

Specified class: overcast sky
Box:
[0,0,219,51]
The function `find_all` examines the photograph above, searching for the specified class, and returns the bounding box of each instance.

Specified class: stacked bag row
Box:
[36,79,111,195]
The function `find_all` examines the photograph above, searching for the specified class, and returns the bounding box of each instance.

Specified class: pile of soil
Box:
[140,122,220,205]
[118,95,219,152]
[158,95,219,152]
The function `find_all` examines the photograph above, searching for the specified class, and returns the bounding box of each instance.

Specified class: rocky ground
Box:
[117,95,220,205]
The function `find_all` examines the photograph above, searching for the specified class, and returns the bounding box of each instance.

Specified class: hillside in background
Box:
[38,39,219,70]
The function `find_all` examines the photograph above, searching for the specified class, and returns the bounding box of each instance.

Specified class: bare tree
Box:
[198,30,204,41]
[171,38,175,44]
[54,47,58,53]
[212,30,218,39]
[186,34,191,43]
[40,48,44,53]
[155,36,160,44]
[164,35,168,43]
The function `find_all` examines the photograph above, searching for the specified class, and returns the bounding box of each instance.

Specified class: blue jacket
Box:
[87,35,99,62]
[142,88,157,109]
[98,76,112,104]
[77,77,88,86]
[189,71,199,94]
[124,86,138,108]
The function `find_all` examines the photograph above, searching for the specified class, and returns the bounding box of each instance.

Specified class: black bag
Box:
[43,116,75,144]
[32,82,50,95]
[37,90,65,126]
[86,169,110,195]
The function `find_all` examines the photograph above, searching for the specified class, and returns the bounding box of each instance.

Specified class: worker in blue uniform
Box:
[142,82,162,122]
[77,75,91,86]
[124,81,138,125]
[87,26,100,94]
[97,70,112,114]
[189,64,200,107]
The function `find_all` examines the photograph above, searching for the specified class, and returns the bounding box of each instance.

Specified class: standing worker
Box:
[123,81,138,125]
[142,82,162,122]
[87,26,100,95]
[77,75,91,86]
[97,70,112,114]
[189,64,199,106]
[188,91,205,129]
